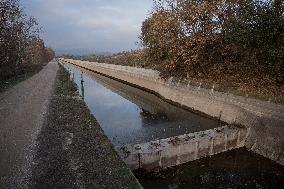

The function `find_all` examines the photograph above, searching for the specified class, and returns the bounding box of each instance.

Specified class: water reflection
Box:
[65,64,220,146]
[140,109,169,125]
[135,148,284,189]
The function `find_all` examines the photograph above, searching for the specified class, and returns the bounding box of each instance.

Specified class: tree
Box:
[0,0,54,80]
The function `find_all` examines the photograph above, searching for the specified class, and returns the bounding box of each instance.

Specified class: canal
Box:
[64,63,284,189]
[64,63,220,146]
[135,148,284,189]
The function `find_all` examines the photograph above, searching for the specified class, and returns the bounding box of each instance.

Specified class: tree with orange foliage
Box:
[141,0,283,87]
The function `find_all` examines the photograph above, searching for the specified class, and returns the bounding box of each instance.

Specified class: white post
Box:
[198,82,202,90]
[168,77,173,86]
[187,81,191,87]
[211,84,215,93]
[177,79,181,87]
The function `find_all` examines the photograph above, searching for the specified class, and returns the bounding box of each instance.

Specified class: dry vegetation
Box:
[0,0,54,82]
[80,0,284,103]
[78,50,146,67]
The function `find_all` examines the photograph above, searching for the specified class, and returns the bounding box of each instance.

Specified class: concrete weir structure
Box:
[116,126,249,170]
[59,58,284,168]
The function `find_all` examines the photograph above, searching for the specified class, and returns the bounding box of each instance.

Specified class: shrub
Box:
[141,0,284,87]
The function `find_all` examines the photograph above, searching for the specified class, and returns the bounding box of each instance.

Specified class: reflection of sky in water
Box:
[65,64,219,146]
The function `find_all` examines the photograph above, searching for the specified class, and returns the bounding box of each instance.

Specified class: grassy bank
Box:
[29,63,141,188]
[0,63,46,93]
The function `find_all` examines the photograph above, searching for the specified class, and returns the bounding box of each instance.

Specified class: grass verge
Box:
[0,64,46,93]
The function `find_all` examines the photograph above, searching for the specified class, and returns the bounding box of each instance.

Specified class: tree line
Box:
[0,0,54,81]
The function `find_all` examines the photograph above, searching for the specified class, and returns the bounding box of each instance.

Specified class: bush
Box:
[141,0,284,87]
[79,50,146,67]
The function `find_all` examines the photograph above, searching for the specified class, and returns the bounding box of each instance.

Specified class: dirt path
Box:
[0,61,58,188]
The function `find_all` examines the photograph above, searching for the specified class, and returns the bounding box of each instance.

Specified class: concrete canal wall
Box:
[59,58,284,166]
[116,126,249,170]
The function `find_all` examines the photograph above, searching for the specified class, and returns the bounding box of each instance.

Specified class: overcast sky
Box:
[21,0,153,54]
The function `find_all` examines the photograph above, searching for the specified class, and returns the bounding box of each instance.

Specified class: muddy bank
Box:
[28,63,141,188]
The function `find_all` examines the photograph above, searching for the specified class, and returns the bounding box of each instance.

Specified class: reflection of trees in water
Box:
[140,109,168,125]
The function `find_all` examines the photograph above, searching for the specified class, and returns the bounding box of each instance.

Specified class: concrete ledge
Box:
[116,126,249,170]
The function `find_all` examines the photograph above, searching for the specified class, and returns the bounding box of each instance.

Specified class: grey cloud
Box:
[21,0,153,54]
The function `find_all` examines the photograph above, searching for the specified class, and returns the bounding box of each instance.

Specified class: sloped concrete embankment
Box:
[60,59,284,166]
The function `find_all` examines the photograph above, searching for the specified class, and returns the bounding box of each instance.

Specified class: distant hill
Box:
[55,49,112,57]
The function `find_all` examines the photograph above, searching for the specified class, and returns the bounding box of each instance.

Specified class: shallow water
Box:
[135,148,284,189]
[64,64,220,146]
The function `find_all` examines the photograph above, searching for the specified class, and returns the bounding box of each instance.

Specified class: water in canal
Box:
[64,63,284,189]
[135,148,284,189]
[64,63,220,146]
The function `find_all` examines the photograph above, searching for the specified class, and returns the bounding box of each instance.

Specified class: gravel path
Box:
[0,61,59,188]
